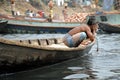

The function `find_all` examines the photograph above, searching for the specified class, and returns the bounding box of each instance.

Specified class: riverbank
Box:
[0,1,96,20]
[0,1,119,21]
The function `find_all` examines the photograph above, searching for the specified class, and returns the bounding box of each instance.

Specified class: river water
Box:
[0,33,120,80]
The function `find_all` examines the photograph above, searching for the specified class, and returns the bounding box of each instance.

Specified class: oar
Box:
[96,37,99,52]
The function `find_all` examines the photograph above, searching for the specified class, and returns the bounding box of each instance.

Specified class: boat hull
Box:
[0,38,94,74]
[89,13,120,33]
[99,23,120,33]
[2,19,81,34]
[0,20,8,33]
[5,23,73,34]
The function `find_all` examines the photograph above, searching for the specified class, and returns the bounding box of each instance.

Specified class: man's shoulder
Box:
[81,24,88,27]
[81,24,90,31]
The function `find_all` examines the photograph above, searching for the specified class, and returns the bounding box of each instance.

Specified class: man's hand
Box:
[81,39,91,45]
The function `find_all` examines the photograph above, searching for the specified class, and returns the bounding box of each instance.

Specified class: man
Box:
[62,5,68,20]
[63,16,98,47]
[48,0,54,9]
[10,0,15,16]
[48,0,54,22]
[95,0,99,8]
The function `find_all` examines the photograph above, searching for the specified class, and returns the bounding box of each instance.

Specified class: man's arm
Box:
[86,30,95,41]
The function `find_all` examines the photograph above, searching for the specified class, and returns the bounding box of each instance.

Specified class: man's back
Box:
[68,24,90,35]
[68,24,94,42]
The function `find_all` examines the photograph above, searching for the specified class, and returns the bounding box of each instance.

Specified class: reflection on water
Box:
[0,33,120,80]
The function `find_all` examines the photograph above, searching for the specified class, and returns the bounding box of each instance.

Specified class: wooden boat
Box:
[1,18,81,34]
[93,13,120,33]
[0,14,81,34]
[0,37,95,74]
[0,20,8,33]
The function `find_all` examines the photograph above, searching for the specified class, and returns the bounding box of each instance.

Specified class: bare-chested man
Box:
[63,16,98,47]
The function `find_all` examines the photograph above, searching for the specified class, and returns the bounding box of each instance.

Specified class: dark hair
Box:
[87,16,97,26]
[65,6,67,8]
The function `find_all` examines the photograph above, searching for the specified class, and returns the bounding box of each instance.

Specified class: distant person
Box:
[32,11,36,17]
[48,0,54,9]
[44,14,52,22]
[48,0,54,22]
[29,10,33,17]
[25,9,30,16]
[46,14,52,22]
[11,0,15,16]
[49,9,53,19]
[48,0,54,18]
[62,5,68,20]
[63,16,98,47]
[38,10,43,18]
[95,0,99,8]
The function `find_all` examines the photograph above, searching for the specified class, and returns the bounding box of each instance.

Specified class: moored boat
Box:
[0,20,8,33]
[93,13,120,33]
[1,18,81,34]
[0,37,95,74]
[98,23,120,33]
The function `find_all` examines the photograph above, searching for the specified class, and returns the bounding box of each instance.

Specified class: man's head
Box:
[87,16,97,26]
[87,16,98,32]
[65,6,67,9]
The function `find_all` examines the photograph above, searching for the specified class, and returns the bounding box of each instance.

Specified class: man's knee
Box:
[80,32,87,40]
